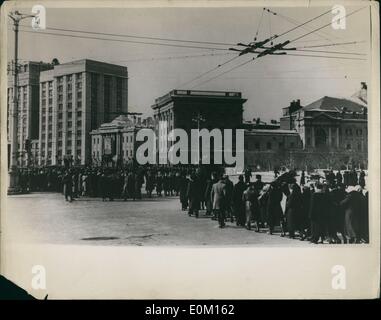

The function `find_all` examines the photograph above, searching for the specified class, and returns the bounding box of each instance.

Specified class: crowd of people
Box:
[184,168,369,244]
[15,165,369,244]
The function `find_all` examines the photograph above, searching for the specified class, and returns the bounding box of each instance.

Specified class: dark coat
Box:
[179,176,188,204]
[285,190,303,232]
[233,181,246,206]
[309,191,330,223]
[266,186,283,227]
[127,173,136,195]
[300,188,311,229]
[329,188,346,231]
[187,178,200,210]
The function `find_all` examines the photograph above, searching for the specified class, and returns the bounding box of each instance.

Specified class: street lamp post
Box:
[192,112,206,165]
[8,11,35,193]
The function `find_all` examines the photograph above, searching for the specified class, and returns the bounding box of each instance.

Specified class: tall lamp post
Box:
[192,112,206,166]
[8,11,35,193]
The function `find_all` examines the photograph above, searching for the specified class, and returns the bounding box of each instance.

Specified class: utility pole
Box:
[8,11,35,193]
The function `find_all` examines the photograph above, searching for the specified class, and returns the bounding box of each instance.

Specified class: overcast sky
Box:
[7,3,371,122]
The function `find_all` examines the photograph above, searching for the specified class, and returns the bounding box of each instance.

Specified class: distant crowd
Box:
[15,165,369,244]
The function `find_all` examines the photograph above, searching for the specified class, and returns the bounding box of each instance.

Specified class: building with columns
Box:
[90,115,154,166]
[244,85,368,171]
[38,59,128,166]
[7,61,54,167]
[278,94,368,169]
[280,96,367,152]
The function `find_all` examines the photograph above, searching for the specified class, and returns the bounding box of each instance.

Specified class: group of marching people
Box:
[16,165,193,202]
[183,169,369,244]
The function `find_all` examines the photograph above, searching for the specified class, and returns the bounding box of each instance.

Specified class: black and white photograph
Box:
[0,0,379,300]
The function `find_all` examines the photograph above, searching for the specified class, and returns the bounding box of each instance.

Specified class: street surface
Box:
[5,192,310,247]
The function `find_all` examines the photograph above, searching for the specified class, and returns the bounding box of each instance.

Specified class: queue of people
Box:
[15,165,368,244]
[185,170,369,244]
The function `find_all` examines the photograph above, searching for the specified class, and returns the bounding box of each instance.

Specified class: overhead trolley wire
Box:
[17,28,231,51]
[19,24,235,46]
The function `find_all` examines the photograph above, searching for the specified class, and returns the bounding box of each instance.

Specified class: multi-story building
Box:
[244,84,368,171]
[38,59,128,166]
[7,61,53,167]
[280,96,367,153]
[151,89,247,164]
[90,115,154,166]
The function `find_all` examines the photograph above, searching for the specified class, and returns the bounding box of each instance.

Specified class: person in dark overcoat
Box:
[285,183,303,239]
[300,170,306,186]
[300,185,311,240]
[343,171,350,187]
[98,172,107,201]
[156,172,163,196]
[62,171,73,202]
[179,173,188,211]
[336,171,343,185]
[145,171,155,198]
[204,173,217,216]
[266,181,283,235]
[187,173,200,218]
[163,172,170,196]
[232,175,246,226]
[329,183,347,243]
[135,170,143,199]
[224,175,234,222]
[309,183,330,243]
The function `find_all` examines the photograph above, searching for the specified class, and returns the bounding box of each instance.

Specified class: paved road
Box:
[6,192,311,247]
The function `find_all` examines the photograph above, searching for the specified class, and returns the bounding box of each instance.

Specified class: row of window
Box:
[56,149,82,157]
[57,140,82,147]
[58,101,82,110]
[41,149,81,158]
[57,121,82,129]
[41,140,82,148]
[123,136,134,143]
[56,73,82,84]
[58,111,82,119]
[57,82,82,92]
[57,91,82,102]
[41,98,53,106]
[42,130,82,139]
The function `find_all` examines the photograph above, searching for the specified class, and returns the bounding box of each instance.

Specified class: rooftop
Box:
[152,89,245,108]
[302,96,367,113]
